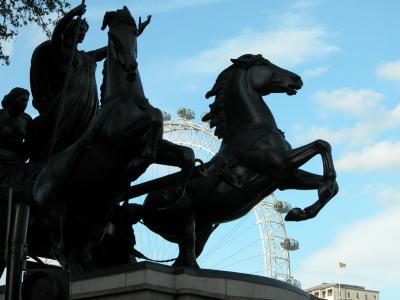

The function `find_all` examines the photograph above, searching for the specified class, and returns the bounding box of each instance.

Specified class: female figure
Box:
[29,4,106,160]
[0,87,31,277]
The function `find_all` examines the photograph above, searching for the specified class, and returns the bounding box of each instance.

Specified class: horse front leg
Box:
[285,139,336,180]
[277,140,338,221]
[140,108,163,161]
[279,169,339,221]
[173,215,199,268]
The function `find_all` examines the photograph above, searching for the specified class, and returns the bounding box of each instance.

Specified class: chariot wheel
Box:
[132,109,300,286]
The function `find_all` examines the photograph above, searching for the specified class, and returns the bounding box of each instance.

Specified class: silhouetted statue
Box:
[0,88,31,167]
[32,6,194,271]
[132,54,339,268]
[28,3,105,161]
[0,87,31,277]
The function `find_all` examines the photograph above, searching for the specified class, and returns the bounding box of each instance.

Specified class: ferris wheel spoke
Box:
[219,254,262,270]
[198,214,251,263]
[209,239,260,268]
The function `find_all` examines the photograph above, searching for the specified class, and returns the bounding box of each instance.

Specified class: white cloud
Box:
[294,87,400,147]
[299,206,400,292]
[302,66,329,79]
[177,27,338,74]
[363,185,400,207]
[314,88,384,116]
[336,141,400,172]
[294,107,400,148]
[294,126,348,146]
[377,60,400,82]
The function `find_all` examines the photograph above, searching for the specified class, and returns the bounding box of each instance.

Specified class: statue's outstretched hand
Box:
[138,15,152,36]
[69,3,87,17]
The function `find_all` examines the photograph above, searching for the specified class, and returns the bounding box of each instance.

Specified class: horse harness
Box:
[214,124,286,188]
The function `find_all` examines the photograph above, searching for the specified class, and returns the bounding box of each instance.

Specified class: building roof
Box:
[306,283,379,293]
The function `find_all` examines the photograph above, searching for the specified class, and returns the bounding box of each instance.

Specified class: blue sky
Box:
[1,0,400,299]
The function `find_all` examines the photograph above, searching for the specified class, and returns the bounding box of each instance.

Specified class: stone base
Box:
[70,262,312,300]
[1,262,315,300]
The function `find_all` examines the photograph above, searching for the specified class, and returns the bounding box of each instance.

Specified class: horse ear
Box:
[101,12,111,30]
[205,90,215,99]
[201,112,212,122]
[231,57,247,66]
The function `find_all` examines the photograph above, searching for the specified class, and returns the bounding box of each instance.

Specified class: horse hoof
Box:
[285,208,308,222]
[172,261,200,269]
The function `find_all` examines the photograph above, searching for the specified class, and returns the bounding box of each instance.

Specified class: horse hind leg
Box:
[195,223,219,258]
[280,169,339,221]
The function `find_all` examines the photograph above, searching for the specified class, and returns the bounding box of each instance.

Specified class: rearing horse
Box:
[32,6,194,271]
[139,54,338,268]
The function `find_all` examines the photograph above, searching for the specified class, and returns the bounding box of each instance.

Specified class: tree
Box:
[0,0,71,65]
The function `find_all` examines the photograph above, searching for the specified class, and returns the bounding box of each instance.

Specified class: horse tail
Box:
[130,248,176,263]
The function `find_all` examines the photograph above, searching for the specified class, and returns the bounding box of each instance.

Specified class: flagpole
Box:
[338,267,341,300]
[338,261,346,300]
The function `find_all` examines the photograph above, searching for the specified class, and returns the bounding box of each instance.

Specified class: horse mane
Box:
[202,54,266,138]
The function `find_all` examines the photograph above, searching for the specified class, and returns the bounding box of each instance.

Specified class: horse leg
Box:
[0,259,5,278]
[173,215,199,268]
[279,169,339,221]
[285,140,336,180]
[125,110,164,182]
[69,224,108,272]
[48,201,68,268]
[195,223,218,258]
[140,108,163,161]
[154,139,195,201]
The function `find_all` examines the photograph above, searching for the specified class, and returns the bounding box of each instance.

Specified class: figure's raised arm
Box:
[137,15,152,36]
[87,46,108,62]
[51,3,87,50]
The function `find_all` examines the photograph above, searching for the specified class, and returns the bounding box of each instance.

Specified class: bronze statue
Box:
[0,88,32,278]
[0,88,31,168]
[133,54,339,268]
[28,3,105,161]
[31,6,194,271]
[0,7,341,297]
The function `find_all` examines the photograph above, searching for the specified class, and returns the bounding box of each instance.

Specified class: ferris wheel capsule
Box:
[273,201,292,213]
[280,238,300,251]
[177,107,195,120]
[162,111,171,121]
[286,277,302,288]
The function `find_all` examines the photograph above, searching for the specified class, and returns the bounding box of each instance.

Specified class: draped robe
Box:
[28,40,99,161]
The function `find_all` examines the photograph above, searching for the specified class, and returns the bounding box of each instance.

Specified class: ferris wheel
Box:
[133,108,301,287]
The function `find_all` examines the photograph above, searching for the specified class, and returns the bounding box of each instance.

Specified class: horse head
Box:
[203,54,303,138]
[233,54,303,96]
[101,6,142,101]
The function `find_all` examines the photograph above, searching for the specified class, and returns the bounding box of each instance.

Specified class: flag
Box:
[339,261,346,268]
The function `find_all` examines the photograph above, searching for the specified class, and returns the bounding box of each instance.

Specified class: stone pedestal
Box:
[0,262,316,299]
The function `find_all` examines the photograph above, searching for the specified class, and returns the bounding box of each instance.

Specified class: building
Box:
[306,283,379,300]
